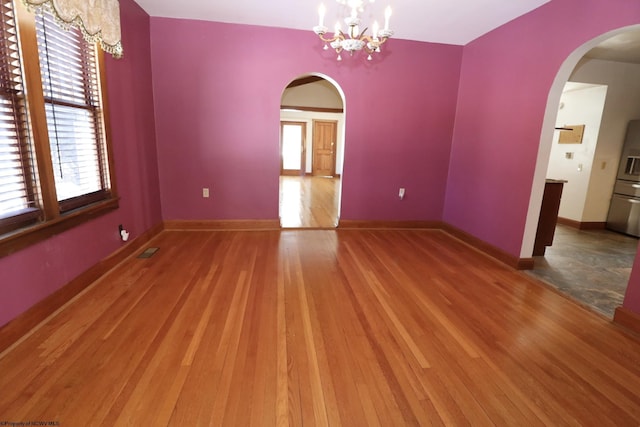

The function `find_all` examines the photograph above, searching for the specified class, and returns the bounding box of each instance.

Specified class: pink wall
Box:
[445,0,640,312]
[625,243,640,313]
[150,19,462,221]
[0,0,162,327]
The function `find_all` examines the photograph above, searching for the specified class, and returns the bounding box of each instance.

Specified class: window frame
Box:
[0,1,118,258]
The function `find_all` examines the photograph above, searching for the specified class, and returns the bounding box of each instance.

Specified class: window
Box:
[0,0,39,235]
[36,12,111,212]
[0,1,117,255]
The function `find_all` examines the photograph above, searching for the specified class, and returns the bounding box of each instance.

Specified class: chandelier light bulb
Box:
[372,20,379,40]
[318,3,326,27]
[384,6,392,30]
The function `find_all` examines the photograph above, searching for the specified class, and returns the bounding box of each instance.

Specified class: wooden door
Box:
[280,122,306,175]
[312,120,337,177]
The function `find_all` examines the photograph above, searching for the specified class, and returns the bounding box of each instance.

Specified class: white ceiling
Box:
[132,0,552,46]
[132,0,640,63]
[585,29,640,64]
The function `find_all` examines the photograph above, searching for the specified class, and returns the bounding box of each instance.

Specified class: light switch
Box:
[203,188,210,198]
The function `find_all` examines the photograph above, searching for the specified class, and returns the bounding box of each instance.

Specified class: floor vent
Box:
[138,247,159,259]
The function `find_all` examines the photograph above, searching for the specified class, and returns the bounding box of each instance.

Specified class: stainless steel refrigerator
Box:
[607,120,640,236]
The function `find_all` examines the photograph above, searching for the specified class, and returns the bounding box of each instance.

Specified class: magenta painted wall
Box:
[149,19,462,222]
[0,0,162,327]
[445,0,640,311]
[624,242,640,313]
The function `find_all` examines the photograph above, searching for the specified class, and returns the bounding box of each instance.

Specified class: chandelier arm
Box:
[357,27,369,40]
[318,33,341,43]
[374,36,389,47]
[360,34,373,43]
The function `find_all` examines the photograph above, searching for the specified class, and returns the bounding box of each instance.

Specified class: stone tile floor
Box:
[525,224,638,318]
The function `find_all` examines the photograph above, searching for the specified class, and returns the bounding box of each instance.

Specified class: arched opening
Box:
[523,25,640,317]
[279,73,346,228]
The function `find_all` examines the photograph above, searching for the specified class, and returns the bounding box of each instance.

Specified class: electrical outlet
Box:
[203,188,210,198]
[118,224,129,242]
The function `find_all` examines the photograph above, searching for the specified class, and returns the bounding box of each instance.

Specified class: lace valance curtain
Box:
[22,0,122,58]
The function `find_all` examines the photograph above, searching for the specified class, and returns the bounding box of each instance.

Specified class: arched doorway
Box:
[524,25,640,317]
[279,74,346,228]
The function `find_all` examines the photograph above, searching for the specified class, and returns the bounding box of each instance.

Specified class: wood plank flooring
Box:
[279,176,339,228]
[1,229,640,426]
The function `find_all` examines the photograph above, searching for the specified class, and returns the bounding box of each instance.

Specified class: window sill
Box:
[0,197,120,259]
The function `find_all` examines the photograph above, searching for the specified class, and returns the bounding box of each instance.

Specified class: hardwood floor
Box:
[1,229,640,425]
[279,176,339,228]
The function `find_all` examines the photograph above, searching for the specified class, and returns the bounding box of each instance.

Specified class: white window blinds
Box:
[36,9,110,213]
[0,0,39,232]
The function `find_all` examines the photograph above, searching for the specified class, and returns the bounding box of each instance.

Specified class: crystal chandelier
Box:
[313,0,393,61]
